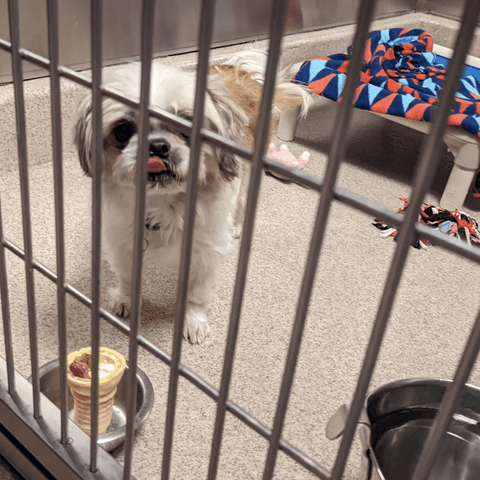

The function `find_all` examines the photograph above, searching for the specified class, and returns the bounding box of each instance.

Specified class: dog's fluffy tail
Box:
[219,47,313,119]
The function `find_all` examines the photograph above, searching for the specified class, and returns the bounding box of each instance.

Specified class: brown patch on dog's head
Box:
[211,64,305,146]
[210,65,266,146]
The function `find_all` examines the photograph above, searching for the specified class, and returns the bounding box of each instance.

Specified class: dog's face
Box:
[74,62,247,194]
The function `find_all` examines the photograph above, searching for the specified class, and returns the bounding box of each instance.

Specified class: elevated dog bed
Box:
[278,28,480,210]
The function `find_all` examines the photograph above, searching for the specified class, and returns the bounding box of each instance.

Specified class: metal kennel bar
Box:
[89,0,105,471]
[208,0,297,478]
[1,0,480,479]
[160,0,220,477]
[264,0,377,477]
[124,0,156,478]
[332,0,480,478]
[46,0,69,448]
[0,198,15,395]
[7,0,41,420]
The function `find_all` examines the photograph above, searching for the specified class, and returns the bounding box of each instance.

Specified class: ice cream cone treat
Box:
[67,347,126,435]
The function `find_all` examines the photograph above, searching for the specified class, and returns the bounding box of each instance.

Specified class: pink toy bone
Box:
[267,143,310,170]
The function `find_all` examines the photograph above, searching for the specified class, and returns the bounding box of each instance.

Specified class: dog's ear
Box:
[206,75,247,181]
[73,93,94,177]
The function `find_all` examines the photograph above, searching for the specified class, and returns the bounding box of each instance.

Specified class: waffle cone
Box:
[67,347,126,435]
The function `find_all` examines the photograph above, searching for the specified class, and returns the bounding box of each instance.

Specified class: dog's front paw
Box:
[109,291,132,317]
[184,304,210,344]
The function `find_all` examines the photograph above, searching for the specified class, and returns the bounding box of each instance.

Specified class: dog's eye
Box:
[111,120,135,148]
[179,132,189,142]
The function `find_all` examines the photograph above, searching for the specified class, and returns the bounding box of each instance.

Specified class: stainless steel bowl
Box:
[327,378,480,480]
[30,359,154,452]
[367,378,480,480]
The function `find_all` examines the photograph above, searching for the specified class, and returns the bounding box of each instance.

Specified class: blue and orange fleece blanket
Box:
[294,28,480,138]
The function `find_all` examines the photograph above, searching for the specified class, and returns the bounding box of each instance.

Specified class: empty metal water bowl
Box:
[326,378,480,480]
[30,359,154,452]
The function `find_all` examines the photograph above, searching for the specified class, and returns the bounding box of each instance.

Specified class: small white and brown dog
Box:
[73,48,312,344]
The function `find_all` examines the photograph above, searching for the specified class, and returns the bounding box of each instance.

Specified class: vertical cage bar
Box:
[89,0,103,471]
[207,1,290,478]
[46,0,69,445]
[7,0,41,419]
[262,1,376,478]
[0,198,15,394]
[408,1,480,477]
[161,0,216,477]
[122,0,156,478]
[330,1,480,478]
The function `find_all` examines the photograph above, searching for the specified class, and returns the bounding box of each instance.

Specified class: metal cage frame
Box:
[1,0,480,479]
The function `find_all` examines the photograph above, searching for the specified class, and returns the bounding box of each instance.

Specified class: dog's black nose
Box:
[149,139,171,159]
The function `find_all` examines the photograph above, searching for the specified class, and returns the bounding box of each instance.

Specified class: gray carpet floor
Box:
[1,13,480,480]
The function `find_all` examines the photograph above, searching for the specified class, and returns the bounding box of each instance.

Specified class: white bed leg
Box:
[440,141,479,210]
[276,104,301,142]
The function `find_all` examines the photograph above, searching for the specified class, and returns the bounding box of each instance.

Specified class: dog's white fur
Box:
[74,49,311,344]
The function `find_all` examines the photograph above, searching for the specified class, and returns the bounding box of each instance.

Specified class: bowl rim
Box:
[367,377,480,423]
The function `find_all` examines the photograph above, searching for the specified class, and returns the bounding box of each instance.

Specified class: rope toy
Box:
[373,198,480,249]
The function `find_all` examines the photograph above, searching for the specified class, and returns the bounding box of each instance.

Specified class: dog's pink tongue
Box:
[147,156,167,172]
